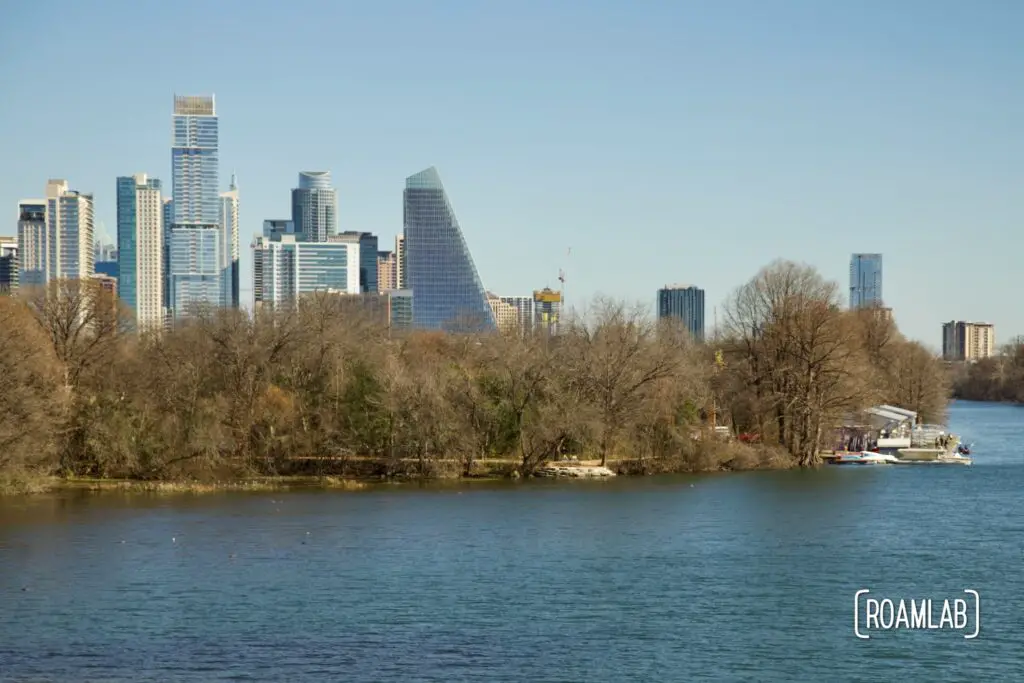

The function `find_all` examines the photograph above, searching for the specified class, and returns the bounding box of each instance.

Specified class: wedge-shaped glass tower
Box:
[403,167,496,331]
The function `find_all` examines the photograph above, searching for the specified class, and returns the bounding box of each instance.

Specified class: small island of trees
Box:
[0,260,951,493]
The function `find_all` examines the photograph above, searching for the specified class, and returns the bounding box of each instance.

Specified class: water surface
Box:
[1,400,1022,681]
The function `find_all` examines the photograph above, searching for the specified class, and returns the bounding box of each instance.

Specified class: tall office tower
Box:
[292,171,337,242]
[16,200,46,288]
[168,94,221,318]
[403,167,495,330]
[657,284,706,342]
[329,231,378,293]
[377,250,397,292]
[0,236,17,293]
[394,234,406,289]
[499,295,534,336]
[263,219,295,241]
[116,174,164,331]
[942,321,995,361]
[219,172,240,308]
[849,253,883,309]
[252,235,359,310]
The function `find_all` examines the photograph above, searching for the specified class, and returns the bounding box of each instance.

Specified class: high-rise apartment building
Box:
[403,167,494,330]
[292,171,337,242]
[657,284,705,342]
[17,180,94,289]
[394,234,406,290]
[487,293,521,335]
[263,219,296,241]
[219,173,240,308]
[252,235,359,310]
[849,253,883,309]
[0,236,17,293]
[377,250,397,292]
[168,94,221,318]
[499,295,534,337]
[116,174,165,331]
[942,321,995,361]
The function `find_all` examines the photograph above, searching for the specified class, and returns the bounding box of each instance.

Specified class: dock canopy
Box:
[863,405,916,429]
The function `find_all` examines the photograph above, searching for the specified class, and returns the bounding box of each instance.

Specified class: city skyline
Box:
[3,1,1022,343]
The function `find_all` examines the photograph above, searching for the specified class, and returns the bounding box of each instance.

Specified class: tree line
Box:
[0,260,951,487]
[950,339,1024,403]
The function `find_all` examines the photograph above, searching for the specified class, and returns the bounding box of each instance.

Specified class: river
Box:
[1,400,1021,681]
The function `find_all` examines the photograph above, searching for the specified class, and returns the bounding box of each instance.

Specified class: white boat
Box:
[832,451,900,465]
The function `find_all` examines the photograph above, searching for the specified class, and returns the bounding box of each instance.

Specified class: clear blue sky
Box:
[2,0,1022,347]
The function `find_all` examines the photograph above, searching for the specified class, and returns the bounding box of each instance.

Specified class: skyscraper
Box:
[17,180,94,289]
[377,250,396,292]
[168,94,221,318]
[657,285,705,341]
[292,171,337,242]
[394,234,406,289]
[219,173,240,308]
[403,167,495,331]
[116,173,164,331]
[942,321,995,361]
[849,253,883,309]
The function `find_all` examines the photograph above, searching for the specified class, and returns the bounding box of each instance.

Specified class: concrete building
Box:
[116,173,165,331]
[499,295,534,337]
[942,321,995,361]
[849,253,883,309]
[394,234,406,290]
[657,284,705,342]
[487,293,521,335]
[377,250,396,293]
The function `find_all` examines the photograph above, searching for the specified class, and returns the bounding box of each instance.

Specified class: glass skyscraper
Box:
[403,167,495,331]
[657,285,706,342]
[252,235,359,309]
[292,171,337,242]
[331,231,378,293]
[168,94,221,318]
[849,253,883,309]
[219,173,239,308]
[117,174,164,331]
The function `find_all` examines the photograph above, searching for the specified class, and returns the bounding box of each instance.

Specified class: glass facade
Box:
[253,237,358,309]
[292,171,337,242]
[0,238,17,293]
[849,253,883,309]
[403,167,495,331]
[219,174,239,308]
[657,285,706,342]
[170,95,221,317]
[167,227,221,316]
[16,202,46,288]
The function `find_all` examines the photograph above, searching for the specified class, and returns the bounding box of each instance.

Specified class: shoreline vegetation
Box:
[950,339,1024,403]
[1,261,950,496]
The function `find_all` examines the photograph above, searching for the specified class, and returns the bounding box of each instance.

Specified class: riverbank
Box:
[0,443,795,496]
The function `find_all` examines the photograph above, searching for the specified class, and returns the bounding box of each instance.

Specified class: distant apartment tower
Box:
[657,284,705,341]
[849,253,883,309]
[116,174,165,331]
[292,171,337,242]
[487,293,520,335]
[377,250,397,292]
[533,288,562,336]
[0,236,17,292]
[219,173,240,308]
[499,295,534,336]
[17,180,94,289]
[263,219,296,241]
[942,321,995,361]
[252,235,359,310]
[403,167,495,331]
[168,94,221,318]
[394,234,406,289]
